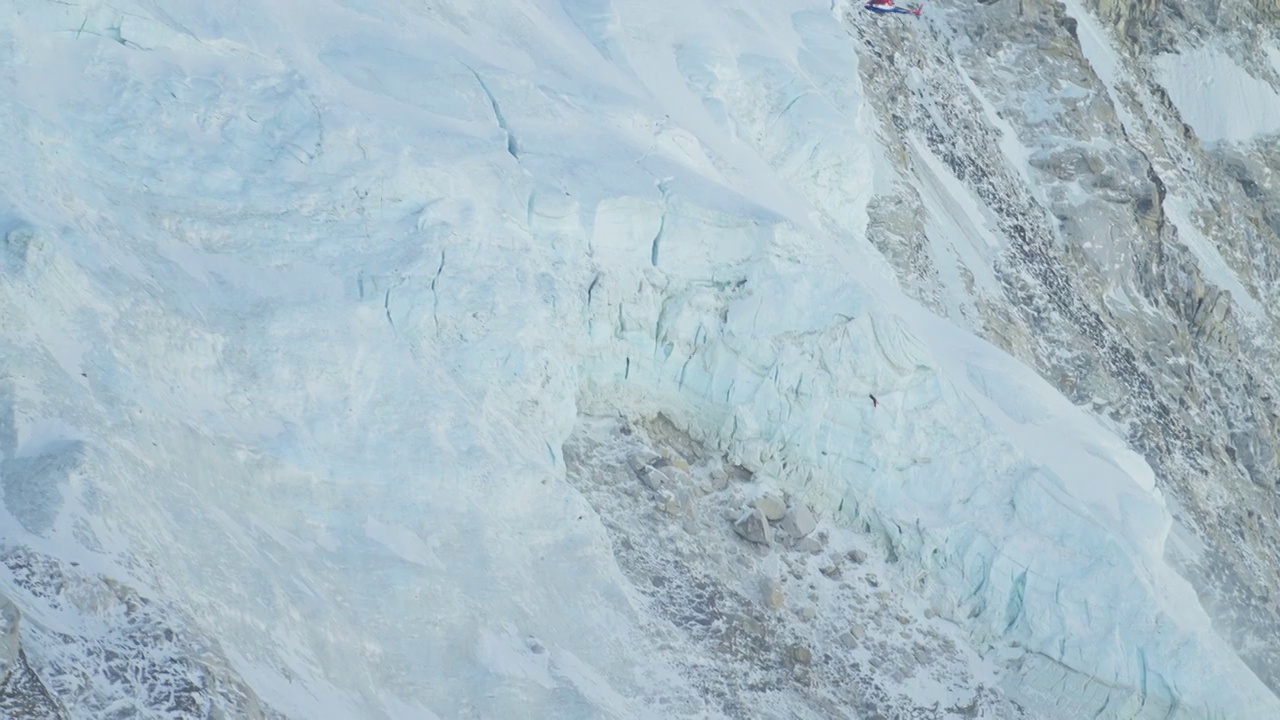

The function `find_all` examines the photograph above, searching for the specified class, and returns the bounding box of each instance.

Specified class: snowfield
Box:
[1154,44,1280,146]
[1,0,1279,718]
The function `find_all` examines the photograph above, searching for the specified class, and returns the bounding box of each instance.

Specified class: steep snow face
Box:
[1154,45,1280,145]
[1,0,1279,719]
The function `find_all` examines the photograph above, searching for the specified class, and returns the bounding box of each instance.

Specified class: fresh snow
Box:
[1163,194,1266,322]
[907,133,1006,317]
[1061,0,1268,319]
[0,0,1277,718]
[1059,0,1132,131]
[1155,45,1280,144]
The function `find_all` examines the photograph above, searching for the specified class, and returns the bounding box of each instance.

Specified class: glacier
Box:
[2,0,1280,717]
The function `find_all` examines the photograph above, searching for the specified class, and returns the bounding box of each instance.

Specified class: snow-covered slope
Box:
[2,0,1280,717]
[1154,45,1280,145]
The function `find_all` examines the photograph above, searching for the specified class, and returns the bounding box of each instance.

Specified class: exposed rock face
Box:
[850,0,1280,709]
[0,595,17,685]
[1093,0,1160,42]
[0,593,62,719]
[0,548,278,719]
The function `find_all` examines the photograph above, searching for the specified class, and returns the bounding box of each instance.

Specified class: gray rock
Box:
[913,646,931,666]
[626,450,660,474]
[641,466,671,492]
[780,505,817,538]
[659,493,680,516]
[710,467,729,490]
[664,465,692,489]
[734,508,773,545]
[734,614,764,638]
[794,536,824,555]
[678,491,698,521]
[667,457,692,474]
[838,631,859,649]
[755,493,787,521]
[762,578,785,608]
[791,645,812,665]
[848,549,868,564]
[851,624,866,640]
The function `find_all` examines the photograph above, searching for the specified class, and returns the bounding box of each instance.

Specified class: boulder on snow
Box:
[794,536,824,555]
[790,645,812,665]
[754,493,787,522]
[734,509,773,545]
[779,505,816,538]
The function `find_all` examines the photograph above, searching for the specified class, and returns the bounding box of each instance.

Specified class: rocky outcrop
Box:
[0,548,280,719]
[850,0,1280,709]
[0,593,62,719]
[1092,0,1160,42]
[0,594,17,686]
[563,415,1023,719]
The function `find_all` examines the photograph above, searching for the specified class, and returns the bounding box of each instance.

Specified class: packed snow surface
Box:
[0,0,1277,717]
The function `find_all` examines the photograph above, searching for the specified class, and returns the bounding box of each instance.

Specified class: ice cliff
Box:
[1,0,1279,717]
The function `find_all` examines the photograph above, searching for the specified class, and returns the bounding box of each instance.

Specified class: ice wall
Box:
[564,2,1280,717]
[0,0,1276,717]
[576,195,1280,718]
